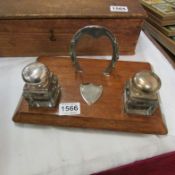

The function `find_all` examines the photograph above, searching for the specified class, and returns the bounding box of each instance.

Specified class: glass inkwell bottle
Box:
[124,71,161,116]
[22,62,60,107]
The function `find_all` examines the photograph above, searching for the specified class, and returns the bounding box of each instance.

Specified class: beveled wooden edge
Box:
[0,14,147,20]
[13,110,168,135]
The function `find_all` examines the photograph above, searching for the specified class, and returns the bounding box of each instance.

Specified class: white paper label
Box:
[59,102,80,115]
[110,5,128,12]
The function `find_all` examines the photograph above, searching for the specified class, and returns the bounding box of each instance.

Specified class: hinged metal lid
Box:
[132,71,161,93]
[22,62,49,85]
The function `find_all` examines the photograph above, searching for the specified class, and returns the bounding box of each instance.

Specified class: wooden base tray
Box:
[13,56,167,134]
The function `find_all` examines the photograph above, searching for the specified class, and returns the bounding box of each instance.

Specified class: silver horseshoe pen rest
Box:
[70,25,119,105]
[70,25,119,76]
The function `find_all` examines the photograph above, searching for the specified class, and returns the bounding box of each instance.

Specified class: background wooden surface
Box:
[0,19,143,56]
[0,0,146,19]
[0,0,146,56]
[143,21,175,56]
[13,56,167,135]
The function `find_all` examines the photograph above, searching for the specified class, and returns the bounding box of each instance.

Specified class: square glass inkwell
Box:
[124,71,161,116]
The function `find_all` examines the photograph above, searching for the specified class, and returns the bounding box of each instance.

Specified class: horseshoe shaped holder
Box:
[13,26,167,135]
[70,25,119,76]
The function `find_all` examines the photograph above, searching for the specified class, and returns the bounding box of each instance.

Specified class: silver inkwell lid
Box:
[22,62,49,86]
[132,71,161,94]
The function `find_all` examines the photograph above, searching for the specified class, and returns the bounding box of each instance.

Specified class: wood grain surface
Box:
[0,18,143,56]
[0,0,146,19]
[13,56,167,134]
[0,0,146,56]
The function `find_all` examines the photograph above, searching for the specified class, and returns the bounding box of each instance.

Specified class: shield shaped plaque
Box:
[80,83,103,105]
